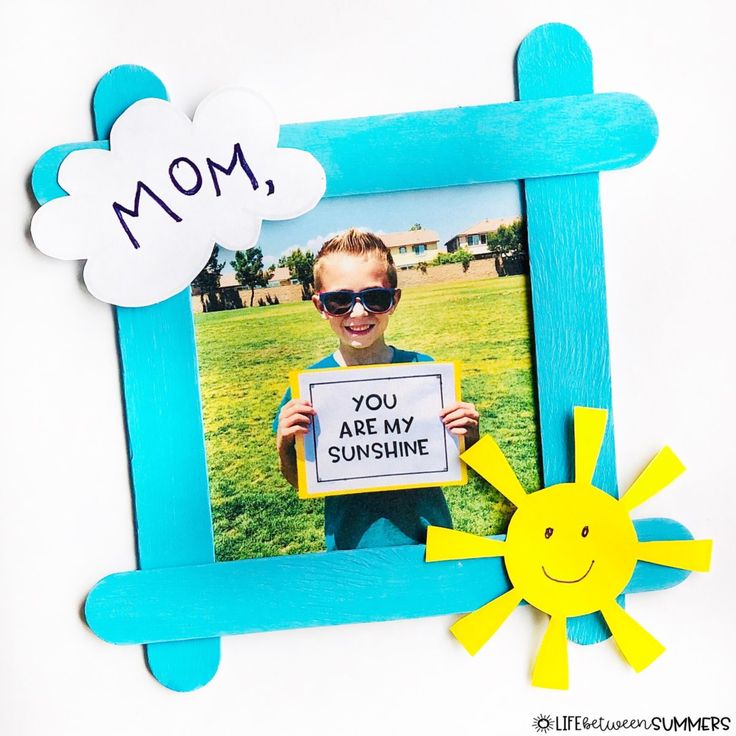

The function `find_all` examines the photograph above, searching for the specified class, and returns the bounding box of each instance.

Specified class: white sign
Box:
[293,362,467,497]
[31,88,326,307]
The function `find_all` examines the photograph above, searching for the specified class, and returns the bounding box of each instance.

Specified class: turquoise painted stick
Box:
[33,68,222,692]
[85,518,691,645]
[32,94,657,204]
[517,24,631,645]
[95,67,221,693]
[279,92,656,197]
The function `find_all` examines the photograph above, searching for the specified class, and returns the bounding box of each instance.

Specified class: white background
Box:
[1,1,734,734]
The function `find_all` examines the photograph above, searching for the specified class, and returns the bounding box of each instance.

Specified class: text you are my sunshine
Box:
[326,392,431,464]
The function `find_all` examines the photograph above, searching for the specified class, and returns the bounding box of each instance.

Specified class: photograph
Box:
[191,181,541,561]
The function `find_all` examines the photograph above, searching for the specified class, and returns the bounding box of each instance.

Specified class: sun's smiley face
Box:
[425,407,713,689]
[504,483,639,617]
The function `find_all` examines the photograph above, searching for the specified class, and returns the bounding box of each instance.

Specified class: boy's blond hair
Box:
[314,228,398,291]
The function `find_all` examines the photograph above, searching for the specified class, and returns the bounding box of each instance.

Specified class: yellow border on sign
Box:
[290,361,468,499]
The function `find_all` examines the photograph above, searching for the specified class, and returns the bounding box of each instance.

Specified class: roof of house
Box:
[219,274,240,288]
[270,266,292,281]
[379,229,440,248]
[455,217,520,237]
[216,266,289,289]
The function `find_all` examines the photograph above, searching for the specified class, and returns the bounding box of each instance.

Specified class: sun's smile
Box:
[425,406,713,690]
[542,560,595,584]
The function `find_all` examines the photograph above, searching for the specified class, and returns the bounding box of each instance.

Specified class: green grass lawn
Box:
[194,274,541,561]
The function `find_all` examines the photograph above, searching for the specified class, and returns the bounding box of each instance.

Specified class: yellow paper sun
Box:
[426,407,712,690]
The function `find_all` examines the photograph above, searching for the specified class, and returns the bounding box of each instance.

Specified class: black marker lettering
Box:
[384,417,400,434]
[206,142,259,197]
[365,394,382,411]
[168,156,203,195]
[112,181,182,250]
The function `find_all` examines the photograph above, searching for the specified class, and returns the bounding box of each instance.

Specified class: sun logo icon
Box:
[532,714,554,733]
[426,407,712,689]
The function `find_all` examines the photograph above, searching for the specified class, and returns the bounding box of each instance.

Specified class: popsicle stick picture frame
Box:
[31,23,700,692]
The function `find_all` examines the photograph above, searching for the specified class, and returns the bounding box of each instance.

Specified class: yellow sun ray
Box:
[574,407,609,485]
[619,446,686,512]
[450,589,523,656]
[636,539,712,572]
[532,615,569,690]
[460,435,529,509]
[600,600,665,672]
[425,526,506,562]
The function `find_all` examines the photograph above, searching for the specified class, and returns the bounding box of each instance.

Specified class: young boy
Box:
[275,229,479,551]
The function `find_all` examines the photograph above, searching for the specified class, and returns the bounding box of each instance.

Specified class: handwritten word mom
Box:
[111,143,275,250]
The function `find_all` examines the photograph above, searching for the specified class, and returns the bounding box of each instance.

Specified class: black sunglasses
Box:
[318,288,397,316]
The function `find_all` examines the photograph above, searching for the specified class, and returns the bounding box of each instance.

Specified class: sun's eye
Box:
[582,525,590,538]
[544,527,554,539]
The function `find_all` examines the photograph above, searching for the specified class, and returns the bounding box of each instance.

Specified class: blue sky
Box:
[219,181,522,272]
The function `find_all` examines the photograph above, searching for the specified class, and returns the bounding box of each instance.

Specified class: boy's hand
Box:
[276,399,316,449]
[276,399,316,490]
[440,402,480,441]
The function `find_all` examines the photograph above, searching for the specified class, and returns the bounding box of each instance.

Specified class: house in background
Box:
[380,228,441,269]
[444,217,519,258]
[191,273,244,312]
[191,267,304,313]
[267,266,298,288]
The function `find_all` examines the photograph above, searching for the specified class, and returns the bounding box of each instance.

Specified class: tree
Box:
[431,252,456,266]
[456,248,473,273]
[486,218,527,256]
[279,248,315,300]
[192,246,225,312]
[409,223,423,231]
[231,247,273,307]
[430,249,473,271]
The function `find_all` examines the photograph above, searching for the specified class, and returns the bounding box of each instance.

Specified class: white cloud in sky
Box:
[31,88,326,307]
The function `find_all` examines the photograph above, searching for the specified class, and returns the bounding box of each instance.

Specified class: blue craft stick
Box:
[93,67,221,692]
[92,65,168,140]
[85,518,691,646]
[279,92,655,198]
[32,92,656,206]
[114,292,220,690]
[30,66,222,692]
[625,518,693,593]
[516,23,641,646]
[31,142,109,204]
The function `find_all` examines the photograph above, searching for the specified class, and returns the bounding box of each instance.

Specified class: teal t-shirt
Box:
[274,347,453,551]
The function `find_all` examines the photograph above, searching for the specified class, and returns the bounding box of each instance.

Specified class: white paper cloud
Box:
[31,88,327,307]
